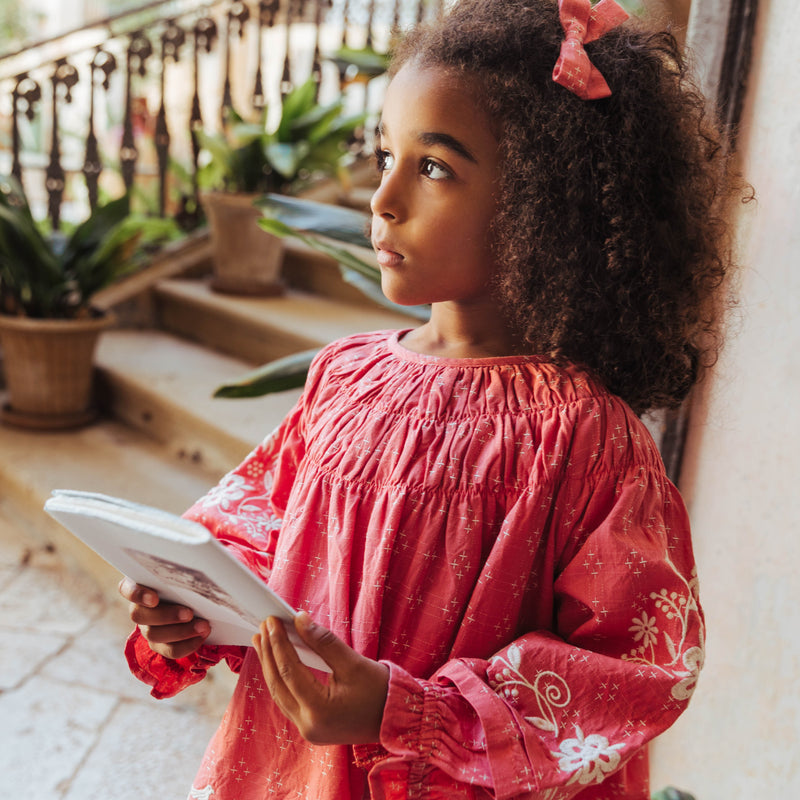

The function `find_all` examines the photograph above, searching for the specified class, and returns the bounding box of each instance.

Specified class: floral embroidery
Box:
[552,726,625,785]
[489,644,571,734]
[621,562,705,700]
[628,611,659,649]
[191,440,284,547]
[672,646,704,700]
[187,786,214,800]
[198,473,253,513]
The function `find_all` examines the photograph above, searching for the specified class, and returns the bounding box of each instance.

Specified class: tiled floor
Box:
[0,520,235,799]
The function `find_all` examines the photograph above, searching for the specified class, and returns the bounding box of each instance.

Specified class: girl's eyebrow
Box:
[418,132,477,164]
[376,122,478,164]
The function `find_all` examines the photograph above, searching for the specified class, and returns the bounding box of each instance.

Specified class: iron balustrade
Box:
[0,0,445,230]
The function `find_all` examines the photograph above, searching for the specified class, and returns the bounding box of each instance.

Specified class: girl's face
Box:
[370,64,501,309]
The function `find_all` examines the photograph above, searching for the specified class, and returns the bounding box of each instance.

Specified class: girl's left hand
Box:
[252,612,389,745]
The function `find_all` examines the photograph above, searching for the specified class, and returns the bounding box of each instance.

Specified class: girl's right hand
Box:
[119,577,211,660]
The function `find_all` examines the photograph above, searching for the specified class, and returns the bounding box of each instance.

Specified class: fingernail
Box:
[267,617,279,635]
[194,620,210,635]
[142,592,157,607]
[178,607,192,622]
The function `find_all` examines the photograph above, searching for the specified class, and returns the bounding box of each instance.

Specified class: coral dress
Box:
[126,330,704,800]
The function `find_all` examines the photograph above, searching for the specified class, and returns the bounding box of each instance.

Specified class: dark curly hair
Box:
[391,0,743,413]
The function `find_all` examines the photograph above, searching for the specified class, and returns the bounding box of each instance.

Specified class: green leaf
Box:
[214,348,320,398]
[290,101,345,143]
[255,202,431,321]
[265,142,310,181]
[276,79,318,142]
[255,194,370,247]
[327,46,390,80]
[62,195,130,267]
[258,216,376,279]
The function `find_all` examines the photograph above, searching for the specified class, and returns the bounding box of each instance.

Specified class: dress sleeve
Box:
[369,459,704,799]
[125,396,307,698]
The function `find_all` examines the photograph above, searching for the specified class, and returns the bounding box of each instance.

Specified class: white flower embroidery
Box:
[198,473,253,512]
[671,645,704,700]
[187,786,214,800]
[488,648,571,735]
[628,611,659,648]
[553,726,625,785]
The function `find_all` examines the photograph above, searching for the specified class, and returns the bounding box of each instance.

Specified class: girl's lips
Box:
[375,246,405,268]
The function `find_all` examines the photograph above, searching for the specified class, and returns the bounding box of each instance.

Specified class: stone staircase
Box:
[0,224,415,798]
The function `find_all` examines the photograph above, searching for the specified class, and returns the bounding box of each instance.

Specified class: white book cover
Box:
[44,489,330,672]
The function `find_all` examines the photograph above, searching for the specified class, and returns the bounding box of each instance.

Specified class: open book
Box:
[44,490,330,672]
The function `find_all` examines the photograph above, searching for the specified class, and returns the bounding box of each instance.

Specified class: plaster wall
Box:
[649,0,800,795]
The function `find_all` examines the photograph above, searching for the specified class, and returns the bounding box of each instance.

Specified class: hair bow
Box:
[552,0,629,100]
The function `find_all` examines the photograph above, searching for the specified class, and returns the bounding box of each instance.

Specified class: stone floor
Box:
[0,518,235,800]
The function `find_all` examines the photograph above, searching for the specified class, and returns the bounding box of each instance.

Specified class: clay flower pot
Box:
[0,310,114,430]
[201,192,285,296]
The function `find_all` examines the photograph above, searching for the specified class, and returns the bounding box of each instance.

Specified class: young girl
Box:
[121,0,738,797]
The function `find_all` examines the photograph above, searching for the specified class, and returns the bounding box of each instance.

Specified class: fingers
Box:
[139,617,210,645]
[254,619,308,720]
[118,577,158,606]
[293,611,349,669]
[253,615,388,745]
[119,578,209,660]
[148,634,210,661]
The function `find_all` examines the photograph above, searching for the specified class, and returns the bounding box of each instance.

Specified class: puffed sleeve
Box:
[367,419,704,798]
[125,394,308,698]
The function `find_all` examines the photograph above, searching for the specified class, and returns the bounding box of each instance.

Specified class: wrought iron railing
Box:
[0,0,443,230]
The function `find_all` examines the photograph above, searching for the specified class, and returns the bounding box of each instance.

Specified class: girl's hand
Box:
[253,612,389,745]
[119,577,210,660]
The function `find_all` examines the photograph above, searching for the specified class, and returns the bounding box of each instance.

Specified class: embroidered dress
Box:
[126,330,704,800]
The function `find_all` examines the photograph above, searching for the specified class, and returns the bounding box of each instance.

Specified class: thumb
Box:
[293,611,354,670]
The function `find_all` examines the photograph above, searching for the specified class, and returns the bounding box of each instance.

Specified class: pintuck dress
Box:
[126,329,705,800]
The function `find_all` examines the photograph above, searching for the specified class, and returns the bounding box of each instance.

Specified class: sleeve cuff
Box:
[124,628,245,699]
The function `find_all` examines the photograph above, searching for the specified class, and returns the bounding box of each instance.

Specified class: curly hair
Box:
[391,0,742,413]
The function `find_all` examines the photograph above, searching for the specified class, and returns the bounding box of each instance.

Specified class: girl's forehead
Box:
[382,63,494,136]
[387,62,480,103]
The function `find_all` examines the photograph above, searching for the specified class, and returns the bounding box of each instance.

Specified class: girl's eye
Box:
[421,159,450,180]
[375,149,394,172]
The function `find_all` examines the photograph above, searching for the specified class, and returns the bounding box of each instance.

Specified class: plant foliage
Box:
[196,78,366,196]
[256,194,429,321]
[214,348,320,398]
[0,179,163,319]
[327,45,390,84]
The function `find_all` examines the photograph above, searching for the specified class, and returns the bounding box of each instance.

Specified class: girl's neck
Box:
[400,301,529,360]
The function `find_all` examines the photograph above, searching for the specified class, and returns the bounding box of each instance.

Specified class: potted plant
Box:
[0,178,158,429]
[196,77,366,296]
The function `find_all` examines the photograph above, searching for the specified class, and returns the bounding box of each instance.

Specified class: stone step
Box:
[94,328,304,479]
[0,418,217,587]
[153,277,412,364]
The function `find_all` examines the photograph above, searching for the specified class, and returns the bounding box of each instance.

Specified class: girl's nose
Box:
[370,171,403,222]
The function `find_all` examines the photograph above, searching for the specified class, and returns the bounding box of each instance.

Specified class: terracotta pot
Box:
[201,191,285,296]
[0,310,114,430]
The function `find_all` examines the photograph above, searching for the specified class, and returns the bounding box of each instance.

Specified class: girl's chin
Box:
[380,279,434,308]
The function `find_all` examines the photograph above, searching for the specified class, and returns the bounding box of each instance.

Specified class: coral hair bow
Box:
[552,0,629,100]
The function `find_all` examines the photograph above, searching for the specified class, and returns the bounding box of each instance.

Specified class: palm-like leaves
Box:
[197,78,366,196]
[256,194,429,321]
[0,180,145,318]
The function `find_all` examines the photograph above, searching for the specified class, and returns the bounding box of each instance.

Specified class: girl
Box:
[122,0,739,797]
